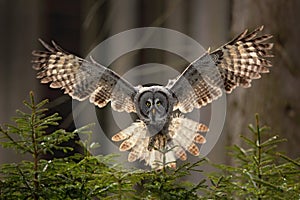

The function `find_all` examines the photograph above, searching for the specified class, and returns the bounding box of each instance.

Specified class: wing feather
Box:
[32,40,137,113]
[167,26,273,113]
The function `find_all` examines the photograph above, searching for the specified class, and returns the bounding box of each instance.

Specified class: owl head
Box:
[134,86,174,131]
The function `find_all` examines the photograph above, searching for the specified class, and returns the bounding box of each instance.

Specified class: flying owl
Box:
[32,26,273,169]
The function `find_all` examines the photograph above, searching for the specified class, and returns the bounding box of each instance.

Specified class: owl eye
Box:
[145,101,151,108]
[156,100,161,106]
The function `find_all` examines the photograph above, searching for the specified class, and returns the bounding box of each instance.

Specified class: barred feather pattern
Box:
[32,40,137,113]
[32,26,273,170]
[112,116,208,169]
[168,26,273,113]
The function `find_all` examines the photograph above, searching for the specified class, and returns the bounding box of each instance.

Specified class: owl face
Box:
[135,86,174,125]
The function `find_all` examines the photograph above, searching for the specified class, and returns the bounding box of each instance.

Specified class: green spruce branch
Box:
[207,114,300,199]
[0,92,299,199]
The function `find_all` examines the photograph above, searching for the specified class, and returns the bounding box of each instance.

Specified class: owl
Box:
[32,26,273,169]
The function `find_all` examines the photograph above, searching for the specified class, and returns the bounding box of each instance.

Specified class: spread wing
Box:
[32,40,137,113]
[167,26,273,113]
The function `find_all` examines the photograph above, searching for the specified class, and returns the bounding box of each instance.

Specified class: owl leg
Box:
[147,132,171,151]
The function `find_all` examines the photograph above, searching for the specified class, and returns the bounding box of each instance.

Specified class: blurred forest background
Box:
[0,0,299,172]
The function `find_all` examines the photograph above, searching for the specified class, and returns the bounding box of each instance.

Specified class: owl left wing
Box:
[32,40,137,113]
[167,26,273,113]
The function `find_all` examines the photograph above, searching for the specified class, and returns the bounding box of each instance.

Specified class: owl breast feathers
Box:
[32,26,273,169]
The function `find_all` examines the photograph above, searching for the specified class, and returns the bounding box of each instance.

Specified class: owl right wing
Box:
[32,40,138,113]
[167,26,273,113]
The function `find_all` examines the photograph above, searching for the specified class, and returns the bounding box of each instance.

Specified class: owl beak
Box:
[152,108,156,115]
[149,108,157,122]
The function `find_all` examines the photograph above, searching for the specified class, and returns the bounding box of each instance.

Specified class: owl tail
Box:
[111,117,208,170]
[169,116,208,157]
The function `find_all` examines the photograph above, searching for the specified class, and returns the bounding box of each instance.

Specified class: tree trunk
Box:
[0,0,40,163]
[226,0,300,163]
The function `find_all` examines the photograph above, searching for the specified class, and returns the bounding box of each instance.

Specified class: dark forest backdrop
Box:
[0,0,299,171]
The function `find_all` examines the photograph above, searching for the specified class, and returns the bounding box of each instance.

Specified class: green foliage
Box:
[206,114,300,199]
[0,93,299,199]
[0,92,206,199]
